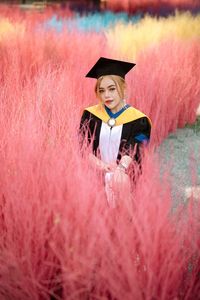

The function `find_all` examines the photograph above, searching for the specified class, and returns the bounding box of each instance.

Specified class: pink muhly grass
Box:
[0,22,200,299]
[128,39,200,145]
[0,27,106,100]
[51,149,200,300]
[0,20,199,146]
[0,4,73,26]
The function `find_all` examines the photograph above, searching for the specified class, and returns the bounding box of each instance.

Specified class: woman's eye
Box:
[109,88,115,91]
[99,90,104,94]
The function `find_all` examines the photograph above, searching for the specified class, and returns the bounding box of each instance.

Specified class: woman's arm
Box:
[122,116,151,165]
[79,110,91,147]
[79,110,114,172]
[88,153,114,172]
[111,117,151,188]
[118,155,133,170]
[113,117,151,178]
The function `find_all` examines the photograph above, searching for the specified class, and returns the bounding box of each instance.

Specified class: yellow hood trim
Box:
[85,104,151,126]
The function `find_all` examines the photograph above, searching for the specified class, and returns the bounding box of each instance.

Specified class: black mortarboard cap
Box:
[85,57,136,79]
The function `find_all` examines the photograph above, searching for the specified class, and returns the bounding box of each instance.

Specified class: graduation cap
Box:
[86,57,136,79]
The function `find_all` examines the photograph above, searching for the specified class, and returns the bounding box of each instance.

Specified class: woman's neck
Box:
[110,102,124,114]
[105,103,129,119]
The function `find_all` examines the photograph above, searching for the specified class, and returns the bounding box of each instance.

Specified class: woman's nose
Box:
[105,89,110,98]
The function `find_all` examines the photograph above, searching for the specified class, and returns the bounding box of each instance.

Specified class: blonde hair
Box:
[95,75,126,100]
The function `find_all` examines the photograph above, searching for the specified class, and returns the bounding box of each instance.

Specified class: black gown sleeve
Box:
[133,117,151,164]
[79,110,101,155]
[79,110,91,148]
[122,116,151,164]
[79,110,90,135]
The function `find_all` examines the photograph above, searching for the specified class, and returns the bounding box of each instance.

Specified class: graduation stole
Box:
[85,104,151,126]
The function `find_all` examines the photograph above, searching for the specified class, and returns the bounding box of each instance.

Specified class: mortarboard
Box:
[86,57,136,79]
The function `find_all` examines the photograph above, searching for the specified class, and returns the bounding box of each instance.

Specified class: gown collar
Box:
[104,104,130,119]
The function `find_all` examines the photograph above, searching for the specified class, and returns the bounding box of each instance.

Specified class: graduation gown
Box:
[79,104,151,165]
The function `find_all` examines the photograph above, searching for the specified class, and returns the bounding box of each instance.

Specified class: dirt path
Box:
[158,117,200,203]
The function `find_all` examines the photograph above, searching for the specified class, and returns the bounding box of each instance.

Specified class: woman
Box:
[80,57,151,206]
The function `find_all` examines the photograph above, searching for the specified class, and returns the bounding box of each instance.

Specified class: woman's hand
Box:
[108,167,131,205]
[112,167,129,186]
[97,159,113,172]
[102,162,113,172]
[88,153,115,172]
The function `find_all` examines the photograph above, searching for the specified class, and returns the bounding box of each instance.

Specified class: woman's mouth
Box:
[105,100,113,105]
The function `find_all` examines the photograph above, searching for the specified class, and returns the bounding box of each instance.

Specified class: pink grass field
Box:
[0,16,200,300]
[0,4,73,26]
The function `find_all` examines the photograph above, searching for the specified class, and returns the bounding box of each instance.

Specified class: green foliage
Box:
[185,117,200,133]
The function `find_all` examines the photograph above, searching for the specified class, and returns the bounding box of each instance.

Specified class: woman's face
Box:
[98,76,123,113]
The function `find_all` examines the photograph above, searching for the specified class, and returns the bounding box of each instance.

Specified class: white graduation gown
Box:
[99,122,123,207]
